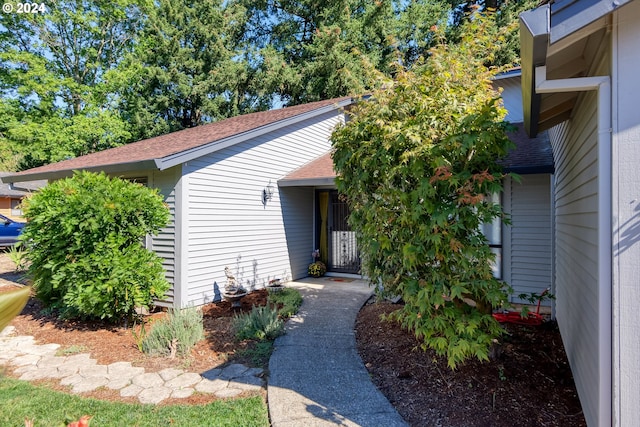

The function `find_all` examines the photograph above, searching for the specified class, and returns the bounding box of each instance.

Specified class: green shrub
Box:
[232,305,284,341]
[20,171,170,322]
[267,288,302,319]
[142,308,204,357]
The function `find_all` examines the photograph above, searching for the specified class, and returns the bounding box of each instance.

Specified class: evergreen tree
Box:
[119,0,269,140]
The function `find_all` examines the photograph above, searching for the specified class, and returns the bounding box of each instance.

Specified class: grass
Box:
[56,345,88,356]
[0,377,269,427]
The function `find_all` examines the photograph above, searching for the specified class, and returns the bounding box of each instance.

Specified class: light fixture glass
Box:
[262,180,274,205]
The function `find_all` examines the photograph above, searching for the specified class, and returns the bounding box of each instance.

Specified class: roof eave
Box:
[0,160,158,184]
[520,5,550,138]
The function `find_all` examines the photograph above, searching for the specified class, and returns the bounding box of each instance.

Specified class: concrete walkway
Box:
[268,277,408,427]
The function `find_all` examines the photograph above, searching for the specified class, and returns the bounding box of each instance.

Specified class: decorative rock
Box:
[165,372,202,389]
[1,332,267,405]
[79,364,108,377]
[171,388,195,399]
[106,376,132,390]
[195,378,229,393]
[159,367,184,381]
[201,367,222,380]
[60,374,85,387]
[219,363,249,379]
[11,354,42,366]
[231,374,264,389]
[132,372,164,388]
[0,326,16,337]
[120,383,143,397]
[138,386,172,404]
[71,376,109,393]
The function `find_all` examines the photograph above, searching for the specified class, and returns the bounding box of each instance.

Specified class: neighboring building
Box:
[0,172,46,220]
[520,1,640,425]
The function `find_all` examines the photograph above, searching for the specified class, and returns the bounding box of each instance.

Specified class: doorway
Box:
[317,190,360,274]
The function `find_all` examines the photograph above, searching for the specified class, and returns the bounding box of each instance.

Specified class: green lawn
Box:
[0,377,269,427]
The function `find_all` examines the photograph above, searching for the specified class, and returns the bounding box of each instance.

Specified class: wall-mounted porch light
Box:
[262,180,274,206]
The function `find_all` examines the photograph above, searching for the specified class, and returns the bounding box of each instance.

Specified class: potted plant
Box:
[267,278,285,293]
[308,249,326,278]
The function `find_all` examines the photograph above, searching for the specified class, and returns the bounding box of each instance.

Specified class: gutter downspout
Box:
[535,65,613,427]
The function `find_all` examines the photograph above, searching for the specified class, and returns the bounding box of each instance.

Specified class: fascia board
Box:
[155,98,353,171]
[277,177,337,187]
[520,5,550,137]
[0,160,158,184]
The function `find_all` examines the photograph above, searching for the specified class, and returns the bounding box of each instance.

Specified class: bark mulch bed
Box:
[355,298,586,427]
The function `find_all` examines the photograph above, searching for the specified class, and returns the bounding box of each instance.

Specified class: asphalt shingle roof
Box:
[3,97,351,182]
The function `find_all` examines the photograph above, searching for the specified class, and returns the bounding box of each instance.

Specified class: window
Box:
[480,192,502,279]
[11,199,22,216]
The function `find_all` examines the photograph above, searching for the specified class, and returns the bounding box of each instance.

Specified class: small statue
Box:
[224,266,243,295]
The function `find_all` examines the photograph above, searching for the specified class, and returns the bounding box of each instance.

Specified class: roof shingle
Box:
[3,97,351,182]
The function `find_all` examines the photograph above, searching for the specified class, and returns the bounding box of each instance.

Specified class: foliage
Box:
[267,288,302,319]
[0,0,533,170]
[6,242,27,272]
[0,377,269,427]
[118,0,269,141]
[308,261,327,278]
[141,308,204,357]
[332,18,515,368]
[0,0,141,169]
[236,340,274,368]
[0,286,30,332]
[20,171,170,322]
[232,305,284,341]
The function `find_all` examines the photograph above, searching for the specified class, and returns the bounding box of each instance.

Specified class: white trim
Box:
[156,99,353,171]
[535,65,612,427]
[174,165,188,309]
[278,177,336,187]
[502,177,513,288]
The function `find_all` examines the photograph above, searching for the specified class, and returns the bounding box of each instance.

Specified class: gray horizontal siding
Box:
[548,84,600,426]
[182,110,343,306]
[508,174,553,304]
[150,167,179,307]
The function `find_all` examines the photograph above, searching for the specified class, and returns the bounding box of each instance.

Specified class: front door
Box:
[317,191,360,274]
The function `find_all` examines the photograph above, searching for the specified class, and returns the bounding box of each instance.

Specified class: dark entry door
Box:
[327,191,360,274]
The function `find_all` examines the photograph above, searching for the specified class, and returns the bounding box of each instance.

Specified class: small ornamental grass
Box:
[141,308,204,357]
[232,305,284,341]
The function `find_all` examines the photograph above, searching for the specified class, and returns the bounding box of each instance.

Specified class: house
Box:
[519,1,640,425]
[0,72,555,308]
[1,97,353,308]
[0,172,46,220]
[278,70,556,304]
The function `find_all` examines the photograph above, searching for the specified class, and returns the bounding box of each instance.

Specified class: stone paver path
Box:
[0,326,264,404]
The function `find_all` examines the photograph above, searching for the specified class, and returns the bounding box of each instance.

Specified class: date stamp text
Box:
[3,2,47,13]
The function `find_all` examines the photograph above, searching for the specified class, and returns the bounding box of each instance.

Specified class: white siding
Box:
[280,187,315,279]
[612,3,640,426]
[494,75,524,123]
[547,49,608,425]
[181,110,343,306]
[505,174,553,303]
